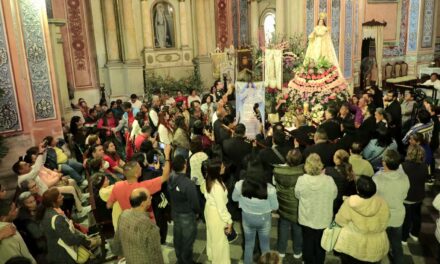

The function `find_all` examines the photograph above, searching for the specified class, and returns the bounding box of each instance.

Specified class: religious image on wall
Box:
[210,52,227,79]
[153,2,175,48]
[235,81,265,139]
[264,49,283,89]
[288,12,349,117]
[236,49,253,81]
[221,61,235,84]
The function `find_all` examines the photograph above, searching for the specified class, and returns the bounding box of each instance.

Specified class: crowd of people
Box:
[1,78,440,264]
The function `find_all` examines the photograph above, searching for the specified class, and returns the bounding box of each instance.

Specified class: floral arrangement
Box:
[252,34,307,84]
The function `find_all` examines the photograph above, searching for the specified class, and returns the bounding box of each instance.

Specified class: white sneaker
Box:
[293,253,303,259]
[409,233,419,242]
[80,193,90,203]
[401,240,408,246]
[77,205,92,218]
[278,253,285,258]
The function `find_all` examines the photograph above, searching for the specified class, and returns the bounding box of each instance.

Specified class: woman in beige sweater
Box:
[334,176,390,264]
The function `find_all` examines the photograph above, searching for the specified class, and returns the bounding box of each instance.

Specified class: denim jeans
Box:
[60,159,84,184]
[402,202,422,241]
[242,211,272,264]
[386,226,403,264]
[173,213,197,264]
[302,225,325,264]
[277,217,302,255]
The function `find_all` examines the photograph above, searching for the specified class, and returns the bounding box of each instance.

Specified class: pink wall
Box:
[0,0,63,178]
[364,2,399,41]
[51,0,98,91]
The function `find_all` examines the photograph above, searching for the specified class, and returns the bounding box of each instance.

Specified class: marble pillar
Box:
[276,0,285,38]
[141,0,154,50]
[179,0,189,48]
[48,19,70,117]
[250,0,259,46]
[102,0,120,62]
[121,0,139,62]
[195,0,208,56]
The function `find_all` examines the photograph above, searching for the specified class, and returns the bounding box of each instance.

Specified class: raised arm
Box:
[160,144,172,183]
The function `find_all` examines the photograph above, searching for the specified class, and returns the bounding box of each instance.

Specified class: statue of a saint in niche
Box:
[153,2,175,48]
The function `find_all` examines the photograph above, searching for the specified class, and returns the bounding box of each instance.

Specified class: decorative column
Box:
[121,0,138,62]
[196,0,208,56]
[102,0,120,62]
[48,19,70,117]
[141,0,154,49]
[179,0,189,48]
[276,0,285,38]
[250,0,259,46]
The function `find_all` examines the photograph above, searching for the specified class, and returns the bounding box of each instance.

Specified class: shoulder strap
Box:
[271,146,286,164]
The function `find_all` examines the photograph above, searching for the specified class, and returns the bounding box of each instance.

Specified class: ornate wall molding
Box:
[306,0,314,36]
[18,0,56,120]
[421,0,434,48]
[0,4,21,132]
[52,0,97,90]
[344,0,353,78]
[407,0,420,52]
[331,0,340,58]
[215,0,231,49]
[67,0,86,70]
[384,0,409,56]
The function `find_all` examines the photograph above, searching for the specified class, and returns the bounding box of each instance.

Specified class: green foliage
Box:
[144,59,203,99]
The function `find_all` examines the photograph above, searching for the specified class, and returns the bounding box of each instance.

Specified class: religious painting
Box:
[211,52,227,79]
[236,49,253,81]
[264,49,283,89]
[152,2,175,49]
[235,82,265,139]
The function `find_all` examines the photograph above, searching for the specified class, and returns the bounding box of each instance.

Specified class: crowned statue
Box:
[287,12,349,116]
[304,12,342,75]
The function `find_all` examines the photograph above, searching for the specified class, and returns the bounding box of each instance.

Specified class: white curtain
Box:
[363,26,384,88]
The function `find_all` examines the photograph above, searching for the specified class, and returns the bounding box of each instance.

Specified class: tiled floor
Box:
[105,182,440,264]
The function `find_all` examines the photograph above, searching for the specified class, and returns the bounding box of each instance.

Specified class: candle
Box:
[303,102,309,114]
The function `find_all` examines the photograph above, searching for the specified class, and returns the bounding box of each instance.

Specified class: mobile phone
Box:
[153,154,158,163]
[42,139,48,148]
[159,142,165,149]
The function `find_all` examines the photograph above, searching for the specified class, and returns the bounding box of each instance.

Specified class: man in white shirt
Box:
[422,73,440,98]
[149,95,161,132]
[130,94,143,110]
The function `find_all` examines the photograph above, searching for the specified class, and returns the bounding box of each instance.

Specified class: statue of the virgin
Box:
[304,13,341,72]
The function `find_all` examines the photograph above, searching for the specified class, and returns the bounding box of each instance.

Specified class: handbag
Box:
[320,221,341,252]
[51,215,94,263]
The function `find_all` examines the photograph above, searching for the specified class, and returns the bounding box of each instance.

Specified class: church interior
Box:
[0,0,440,263]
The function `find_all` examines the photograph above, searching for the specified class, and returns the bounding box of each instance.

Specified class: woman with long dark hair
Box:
[172,116,190,158]
[15,192,47,263]
[39,188,99,264]
[158,111,173,145]
[103,141,125,178]
[203,158,232,264]
[232,157,278,264]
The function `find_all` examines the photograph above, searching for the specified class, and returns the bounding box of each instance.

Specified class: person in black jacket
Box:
[222,123,252,174]
[168,155,200,264]
[290,115,316,151]
[258,130,292,183]
[319,107,341,142]
[303,128,337,167]
[401,145,428,244]
[356,107,376,146]
[384,90,403,151]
